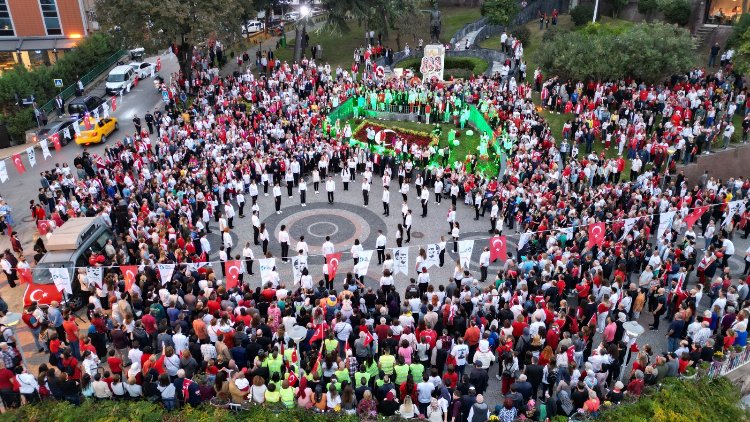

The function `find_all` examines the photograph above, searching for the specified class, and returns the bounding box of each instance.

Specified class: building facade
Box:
[0,0,94,73]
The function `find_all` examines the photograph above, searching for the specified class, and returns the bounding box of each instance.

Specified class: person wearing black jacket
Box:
[523,356,544,401]
[468,362,488,395]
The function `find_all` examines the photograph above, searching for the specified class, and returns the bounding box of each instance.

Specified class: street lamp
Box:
[620,321,645,381]
[294,4,312,63]
[0,312,29,369]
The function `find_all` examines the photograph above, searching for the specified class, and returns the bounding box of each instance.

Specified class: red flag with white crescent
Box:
[18,267,32,284]
[363,329,374,346]
[587,222,605,248]
[111,96,117,112]
[23,281,63,307]
[84,114,92,130]
[121,265,138,292]
[566,345,575,364]
[311,351,323,374]
[51,133,62,151]
[225,260,242,289]
[37,220,52,235]
[489,235,507,262]
[11,154,25,174]
[287,370,298,386]
[326,252,342,280]
[684,205,708,229]
[309,322,327,343]
[291,348,298,364]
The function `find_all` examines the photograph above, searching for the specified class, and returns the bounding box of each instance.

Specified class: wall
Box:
[681,145,750,185]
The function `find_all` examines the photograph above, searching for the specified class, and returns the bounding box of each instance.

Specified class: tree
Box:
[534,22,695,83]
[322,0,418,49]
[95,0,253,81]
[480,0,521,26]
[637,0,660,22]
[660,0,692,26]
[610,0,630,18]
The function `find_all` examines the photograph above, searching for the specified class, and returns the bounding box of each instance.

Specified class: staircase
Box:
[693,25,717,48]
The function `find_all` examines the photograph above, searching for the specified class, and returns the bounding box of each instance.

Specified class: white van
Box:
[105,64,136,94]
[245,20,264,33]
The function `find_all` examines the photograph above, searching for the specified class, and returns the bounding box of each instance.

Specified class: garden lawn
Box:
[275,7,482,68]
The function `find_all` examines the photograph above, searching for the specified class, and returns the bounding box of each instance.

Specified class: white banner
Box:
[393,247,409,275]
[558,226,574,240]
[73,120,81,135]
[420,44,446,81]
[157,263,175,286]
[424,243,441,269]
[291,255,308,282]
[723,200,745,228]
[658,211,675,239]
[518,231,533,251]
[50,267,72,294]
[458,239,475,270]
[26,147,36,168]
[0,161,7,183]
[86,267,103,289]
[40,139,51,159]
[355,249,374,277]
[259,258,276,284]
[620,217,638,241]
[186,262,211,272]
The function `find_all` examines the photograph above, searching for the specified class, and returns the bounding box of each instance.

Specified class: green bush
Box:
[599,377,750,422]
[512,25,531,47]
[396,56,489,78]
[571,4,596,26]
[638,0,661,20]
[542,26,570,42]
[4,399,362,422]
[0,32,117,141]
[660,0,692,26]
[727,14,750,48]
[534,21,695,83]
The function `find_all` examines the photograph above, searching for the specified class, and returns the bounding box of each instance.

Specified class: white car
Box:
[129,62,155,79]
[244,20,264,33]
[284,12,300,21]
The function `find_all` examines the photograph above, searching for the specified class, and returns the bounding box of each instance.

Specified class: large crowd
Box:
[0,28,749,422]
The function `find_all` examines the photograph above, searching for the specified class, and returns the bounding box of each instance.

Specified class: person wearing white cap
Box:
[467,393,488,422]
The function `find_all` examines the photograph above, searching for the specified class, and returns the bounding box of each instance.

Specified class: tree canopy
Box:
[533,22,695,83]
[480,0,520,26]
[322,0,419,39]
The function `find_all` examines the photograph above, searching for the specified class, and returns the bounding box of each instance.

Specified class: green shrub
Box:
[599,376,749,422]
[638,0,661,20]
[4,399,362,422]
[660,0,692,26]
[542,26,570,42]
[396,56,489,78]
[571,4,595,26]
[727,14,750,48]
[512,25,531,47]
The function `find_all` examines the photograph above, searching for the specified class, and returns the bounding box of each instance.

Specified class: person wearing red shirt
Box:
[107,349,123,376]
[511,316,528,339]
[142,310,158,339]
[0,363,19,408]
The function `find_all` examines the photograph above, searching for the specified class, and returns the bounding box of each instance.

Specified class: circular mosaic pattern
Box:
[263,202,389,258]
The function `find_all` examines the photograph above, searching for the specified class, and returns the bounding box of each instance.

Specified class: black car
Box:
[36,117,78,145]
[67,95,105,118]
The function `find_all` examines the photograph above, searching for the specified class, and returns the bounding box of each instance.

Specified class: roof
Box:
[110,64,132,74]
[45,217,97,251]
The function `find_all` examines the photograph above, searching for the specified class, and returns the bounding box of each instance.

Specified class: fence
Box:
[449,17,489,45]
[39,49,127,114]
[515,0,570,26]
[707,346,750,378]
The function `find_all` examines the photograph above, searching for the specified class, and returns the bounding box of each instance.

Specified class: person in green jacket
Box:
[264,349,284,380]
[409,361,424,382]
[394,357,410,385]
[279,380,297,408]
[378,348,395,376]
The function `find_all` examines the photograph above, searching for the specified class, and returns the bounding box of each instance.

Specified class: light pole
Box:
[293,5,311,63]
[620,321,645,382]
[0,312,29,369]
[592,0,599,23]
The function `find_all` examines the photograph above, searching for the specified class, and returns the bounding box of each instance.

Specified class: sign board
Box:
[53,79,63,88]
[420,44,445,81]
[162,90,169,103]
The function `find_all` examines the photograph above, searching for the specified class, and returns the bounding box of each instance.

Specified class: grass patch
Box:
[274,7,481,68]
[395,56,489,78]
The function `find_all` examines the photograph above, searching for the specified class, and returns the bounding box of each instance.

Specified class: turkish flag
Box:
[489,235,507,262]
[11,153,25,174]
[23,281,63,307]
[84,114,92,130]
[291,348,298,364]
[587,222,605,248]
[311,351,322,374]
[326,252,342,280]
[287,370,298,386]
[133,75,139,87]
[309,322,327,343]
[684,205,709,229]
[37,220,52,235]
[363,329,374,346]
[17,267,32,284]
[225,260,242,289]
[121,265,138,292]
[111,96,117,112]
[51,133,62,151]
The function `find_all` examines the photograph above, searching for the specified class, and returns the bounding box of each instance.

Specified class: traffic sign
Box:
[53,79,63,88]
[161,90,169,103]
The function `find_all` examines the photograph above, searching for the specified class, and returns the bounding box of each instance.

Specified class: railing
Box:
[39,49,127,114]
[450,17,489,45]
[707,346,750,378]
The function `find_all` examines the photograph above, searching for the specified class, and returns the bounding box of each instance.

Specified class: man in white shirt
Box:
[224,201,235,229]
[420,188,429,217]
[376,230,387,264]
[322,236,335,258]
[479,247,490,283]
[326,175,336,204]
[273,182,282,214]
[434,179,443,204]
[405,210,413,243]
[382,186,390,216]
[296,236,309,256]
[236,192,246,218]
[279,225,290,263]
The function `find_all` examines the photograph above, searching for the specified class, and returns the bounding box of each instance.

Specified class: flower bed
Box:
[352,121,434,150]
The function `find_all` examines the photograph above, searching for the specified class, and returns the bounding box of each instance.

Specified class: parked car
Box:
[35,117,78,145]
[74,117,119,145]
[129,61,156,79]
[67,95,105,118]
[284,12,300,21]
[105,64,136,94]
[244,20,264,34]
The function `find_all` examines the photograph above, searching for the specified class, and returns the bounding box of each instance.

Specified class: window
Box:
[40,0,62,35]
[0,1,13,37]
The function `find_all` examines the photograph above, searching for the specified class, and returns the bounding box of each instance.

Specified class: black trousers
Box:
[253,227,259,244]
[377,247,385,264]
[275,197,281,211]
[363,191,369,205]
[383,202,389,216]
[281,242,289,262]
[328,192,334,203]
[480,265,488,283]
[300,190,306,204]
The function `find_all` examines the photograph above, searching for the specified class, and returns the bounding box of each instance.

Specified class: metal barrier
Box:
[450,17,489,45]
[39,49,127,114]
[707,346,750,378]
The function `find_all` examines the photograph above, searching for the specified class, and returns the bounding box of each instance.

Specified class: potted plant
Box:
[697,361,710,378]
[682,366,697,379]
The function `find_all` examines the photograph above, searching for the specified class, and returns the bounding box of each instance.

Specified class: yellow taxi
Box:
[74,117,119,145]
